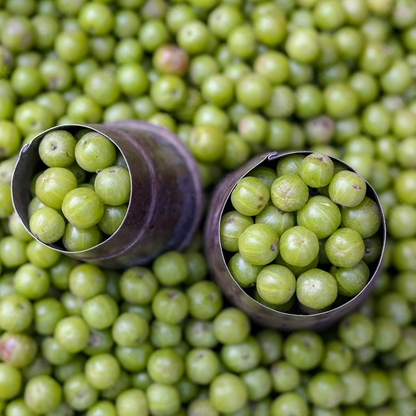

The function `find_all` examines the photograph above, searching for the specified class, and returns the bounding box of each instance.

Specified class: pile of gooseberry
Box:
[221,152,383,312]
[28,129,131,251]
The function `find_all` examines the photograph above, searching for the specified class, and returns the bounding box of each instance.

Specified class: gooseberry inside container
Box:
[204,151,386,331]
[12,120,203,269]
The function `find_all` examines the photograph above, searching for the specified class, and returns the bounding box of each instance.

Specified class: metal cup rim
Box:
[206,150,387,323]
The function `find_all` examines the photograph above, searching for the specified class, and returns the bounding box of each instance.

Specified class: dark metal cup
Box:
[204,151,387,331]
[12,120,203,269]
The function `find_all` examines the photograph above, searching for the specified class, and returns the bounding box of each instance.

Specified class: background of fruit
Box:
[1,0,416,414]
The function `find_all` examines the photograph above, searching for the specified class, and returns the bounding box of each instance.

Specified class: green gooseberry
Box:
[276,154,305,177]
[29,207,65,244]
[231,176,270,216]
[24,375,62,414]
[250,166,278,189]
[228,253,263,288]
[255,205,296,237]
[220,210,253,252]
[297,195,341,240]
[363,235,383,264]
[75,131,116,172]
[39,130,77,168]
[62,224,103,252]
[35,167,78,210]
[307,372,345,409]
[0,293,33,332]
[98,205,128,236]
[94,166,131,206]
[331,260,370,296]
[270,174,309,212]
[238,224,279,266]
[279,226,319,268]
[341,197,382,239]
[296,269,338,310]
[328,170,367,208]
[256,264,296,306]
[325,228,365,268]
[62,187,104,229]
[299,153,335,188]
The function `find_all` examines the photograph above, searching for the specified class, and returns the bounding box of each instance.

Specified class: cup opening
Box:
[12,123,133,254]
[217,150,387,319]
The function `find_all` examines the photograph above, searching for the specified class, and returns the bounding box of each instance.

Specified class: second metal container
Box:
[204,151,386,331]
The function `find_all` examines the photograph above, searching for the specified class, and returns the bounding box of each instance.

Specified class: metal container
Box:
[204,151,387,331]
[12,120,203,269]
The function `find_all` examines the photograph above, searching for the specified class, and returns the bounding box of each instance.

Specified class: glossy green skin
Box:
[75,132,116,172]
[39,130,76,168]
[231,176,270,217]
[0,363,22,400]
[297,196,341,240]
[250,167,278,189]
[14,263,49,300]
[153,251,188,286]
[276,154,305,177]
[276,253,319,277]
[54,316,90,354]
[24,375,62,414]
[328,170,367,208]
[338,313,375,349]
[213,307,250,345]
[94,166,131,206]
[116,389,148,416]
[270,360,300,393]
[147,348,184,385]
[220,210,253,252]
[146,383,181,416]
[238,223,279,266]
[331,260,370,296]
[29,207,65,244]
[307,372,345,409]
[341,197,382,238]
[62,187,104,230]
[228,252,263,288]
[63,224,103,252]
[64,374,99,412]
[186,281,223,321]
[256,265,296,305]
[82,294,119,330]
[98,204,128,235]
[271,174,309,212]
[256,205,296,237]
[299,153,334,188]
[209,372,248,413]
[270,392,309,416]
[85,354,121,390]
[151,288,189,324]
[120,267,159,305]
[220,336,262,374]
[0,332,38,368]
[69,264,106,300]
[35,167,78,210]
[112,313,149,347]
[0,293,33,332]
[297,269,338,310]
[283,331,324,371]
[325,228,365,268]
[280,226,319,268]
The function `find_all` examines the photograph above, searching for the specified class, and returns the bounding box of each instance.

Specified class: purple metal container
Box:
[12,120,203,269]
[204,151,387,331]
